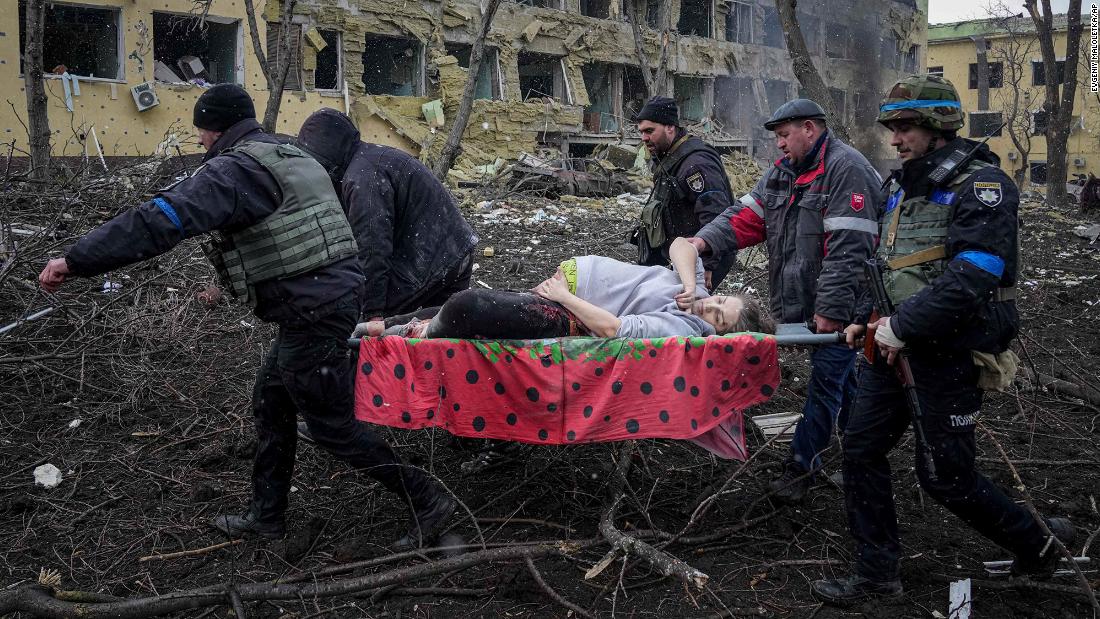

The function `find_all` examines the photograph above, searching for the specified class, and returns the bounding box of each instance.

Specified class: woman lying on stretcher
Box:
[358,238,774,340]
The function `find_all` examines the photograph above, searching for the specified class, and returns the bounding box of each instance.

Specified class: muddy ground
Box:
[0,164,1098,618]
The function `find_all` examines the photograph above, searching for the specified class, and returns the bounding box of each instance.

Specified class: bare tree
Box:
[773,0,849,142]
[1025,0,1083,206]
[432,0,503,180]
[21,0,51,180]
[241,0,299,133]
[624,0,671,98]
[987,6,1038,188]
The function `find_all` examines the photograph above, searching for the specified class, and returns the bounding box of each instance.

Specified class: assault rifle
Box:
[864,258,937,482]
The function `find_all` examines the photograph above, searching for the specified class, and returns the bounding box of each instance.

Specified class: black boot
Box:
[768,459,812,504]
[1010,517,1076,579]
[392,485,456,551]
[211,508,286,540]
[811,574,903,605]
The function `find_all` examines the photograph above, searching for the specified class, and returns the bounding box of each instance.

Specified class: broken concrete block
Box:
[304,27,327,52]
[602,144,640,170]
[483,246,495,257]
[422,100,445,128]
[522,20,544,43]
[34,464,63,489]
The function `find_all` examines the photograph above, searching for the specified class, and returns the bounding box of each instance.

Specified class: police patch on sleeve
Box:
[686,171,705,193]
[973,181,1003,207]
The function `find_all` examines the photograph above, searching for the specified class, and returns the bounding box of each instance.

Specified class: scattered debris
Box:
[1073,224,1100,243]
[949,578,971,619]
[33,463,63,489]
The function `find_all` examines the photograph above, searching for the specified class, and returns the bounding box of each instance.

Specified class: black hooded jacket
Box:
[887,138,1019,354]
[297,109,479,318]
[64,119,363,325]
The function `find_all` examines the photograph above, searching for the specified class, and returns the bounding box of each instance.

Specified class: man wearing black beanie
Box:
[632,96,736,288]
[39,85,456,550]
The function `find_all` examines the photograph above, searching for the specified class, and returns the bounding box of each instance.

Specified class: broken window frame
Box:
[674,75,709,122]
[579,0,612,19]
[1031,58,1066,86]
[266,19,304,91]
[312,29,343,92]
[444,43,502,100]
[968,62,1004,89]
[903,45,920,73]
[151,11,243,86]
[724,1,753,44]
[510,0,565,9]
[968,111,1003,138]
[517,51,569,103]
[1031,109,1049,136]
[361,34,426,97]
[1029,160,1047,184]
[677,0,713,38]
[18,0,124,81]
[761,7,785,49]
[581,62,616,132]
[927,65,944,78]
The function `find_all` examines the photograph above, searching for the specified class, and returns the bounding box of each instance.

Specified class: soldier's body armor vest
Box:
[878,159,1014,306]
[203,142,358,306]
[639,135,731,250]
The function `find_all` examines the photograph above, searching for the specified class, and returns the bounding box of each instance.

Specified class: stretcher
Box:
[347,325,841,461]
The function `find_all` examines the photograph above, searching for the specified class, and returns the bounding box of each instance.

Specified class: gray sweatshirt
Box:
[573,256,715,338]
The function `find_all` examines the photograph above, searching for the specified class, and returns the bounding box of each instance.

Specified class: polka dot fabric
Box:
[353,334,779,460]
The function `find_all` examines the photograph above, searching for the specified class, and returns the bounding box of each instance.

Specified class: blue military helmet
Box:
[763,98,827,131]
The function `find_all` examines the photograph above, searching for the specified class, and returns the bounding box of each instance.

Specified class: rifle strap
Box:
[886,203,902,250]
[887,245,946,269]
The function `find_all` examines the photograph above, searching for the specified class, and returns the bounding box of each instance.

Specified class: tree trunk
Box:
[22,0,51,181]
[773,0,849,142]
[432,0,503,181]
[242,0,297,134]
[624,0,671,99]
[1026,0,1083,207]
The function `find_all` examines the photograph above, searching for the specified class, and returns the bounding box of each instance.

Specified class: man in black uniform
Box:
[296,108,478,324]
[39,85,454,550]
[812,75,1075,603]
[633,96,737,287]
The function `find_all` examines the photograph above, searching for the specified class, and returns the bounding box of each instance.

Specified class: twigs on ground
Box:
[138,540,244,563]
[978,421,1100,615]
[524,555,594,619]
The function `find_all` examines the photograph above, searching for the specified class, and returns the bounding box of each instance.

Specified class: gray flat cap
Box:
[763,98,827,130]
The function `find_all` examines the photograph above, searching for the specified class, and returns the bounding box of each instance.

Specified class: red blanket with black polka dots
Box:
[353,334,780,460]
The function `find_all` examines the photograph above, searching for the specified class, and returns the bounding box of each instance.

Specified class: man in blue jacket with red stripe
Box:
[692,99,882,502]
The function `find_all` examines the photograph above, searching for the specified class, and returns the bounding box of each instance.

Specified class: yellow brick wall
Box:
[928,30,1100,187]
[0,0,414,157]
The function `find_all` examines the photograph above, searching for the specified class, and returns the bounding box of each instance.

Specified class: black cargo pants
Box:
[842,349,1048,580]
[250,294,432,522]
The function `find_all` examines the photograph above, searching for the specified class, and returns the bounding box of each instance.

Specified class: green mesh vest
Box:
[878,159,1013,306]
[203,142,358,306]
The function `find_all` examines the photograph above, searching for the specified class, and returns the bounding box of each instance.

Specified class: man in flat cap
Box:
[39,84,456,550]
[691,99,882,503]
[633,96,737,288]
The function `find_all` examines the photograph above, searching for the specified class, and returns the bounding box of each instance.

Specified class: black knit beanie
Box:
[193,84,256,132]
[633,96,679,126]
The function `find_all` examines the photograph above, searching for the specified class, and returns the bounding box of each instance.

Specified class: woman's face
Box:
[691,295,743,334]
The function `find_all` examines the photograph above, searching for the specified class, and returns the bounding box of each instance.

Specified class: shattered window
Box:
[1032,109,1049,136]
[903,45,920,73]
[928,65,944,78]
[646,0,661,28]
[582,63,616,131]
[622,66,649,120]
[713,76,753,134]
[725,2,752,44]
[1032,59,1065,86]
[968,111,1003,138]
[18,1,121,79]
[446,44,499,100]
[313,30,342,91]
[968,62,1003,89]
[761,7,784,48]
[518,51,562,101]
[678,0,712,38]
[152,13,241,85]
[362,35,422,96]
[825,23,850,59]
[266,22,302,91]
[580,0,612,19]
[675,76,707,122]
[1029,161,1047,184]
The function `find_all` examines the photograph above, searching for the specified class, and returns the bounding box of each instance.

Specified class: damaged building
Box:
[2,0,927,174]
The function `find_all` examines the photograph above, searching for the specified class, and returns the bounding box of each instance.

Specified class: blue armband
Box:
[956,251,1004,278]
[153,197,184,234]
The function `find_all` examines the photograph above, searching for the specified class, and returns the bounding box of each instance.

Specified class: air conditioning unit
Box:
[1007,151,1018,161]
[131,81,159,112]
[1074,157,1087,167]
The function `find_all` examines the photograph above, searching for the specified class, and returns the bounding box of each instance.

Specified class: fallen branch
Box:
[0,543,573,618]
[524,555,594,619]
[1018,367,1100,407]
[592,442,709,591]
[138,540,244,563]
[978,422,1100,615]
